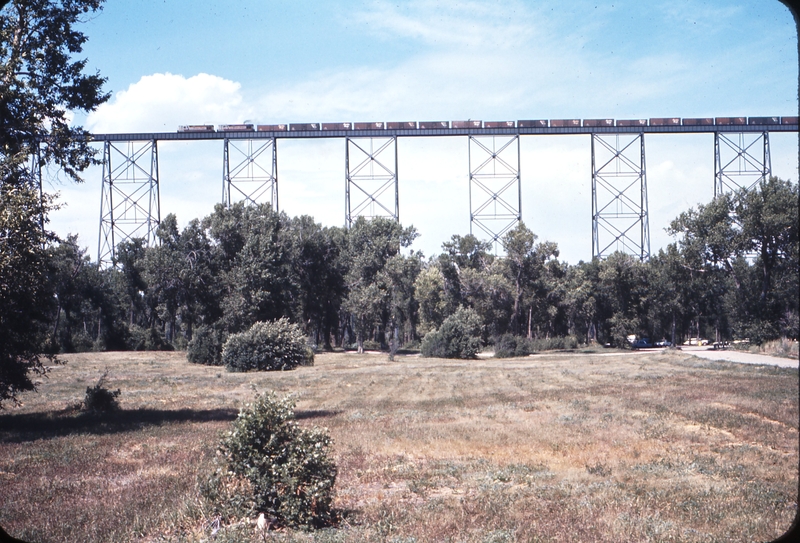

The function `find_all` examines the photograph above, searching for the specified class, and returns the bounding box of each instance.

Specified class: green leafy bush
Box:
[494,334,531,358]
[187,325,225,366]
[82,373,121,412]
[421,306,482,359]
[127,324,174,351]
[222,318,313,372]
[204,393,337,529]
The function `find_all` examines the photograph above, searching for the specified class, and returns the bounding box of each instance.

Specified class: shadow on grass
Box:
[0,407,239,443]
[0,407,343,444]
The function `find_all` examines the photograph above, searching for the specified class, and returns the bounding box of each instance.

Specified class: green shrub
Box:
[494,334,532,358]
[82,373,121,412]
[187,325,225,366]
[127,324,174,351]
[222,318,313,372]
[204,393,337,529]
[529,335,579,351]
[421,306,482,359]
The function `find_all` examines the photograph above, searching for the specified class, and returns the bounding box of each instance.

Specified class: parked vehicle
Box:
[632,338,652,348]
[655,339,672,347]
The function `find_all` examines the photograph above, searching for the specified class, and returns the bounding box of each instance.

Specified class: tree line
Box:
[18,176,797,364]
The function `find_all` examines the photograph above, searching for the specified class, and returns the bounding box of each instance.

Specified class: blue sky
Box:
[50,0,799,264]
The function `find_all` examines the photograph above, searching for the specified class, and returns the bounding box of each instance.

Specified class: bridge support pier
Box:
[591,133,650,261]
[345,137,398,227]
[468,135,521,251]
[222,137,278,209]
[714,131,771,196]
[97,140,161,268]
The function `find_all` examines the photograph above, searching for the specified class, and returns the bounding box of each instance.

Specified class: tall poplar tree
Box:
[1,0,107,406]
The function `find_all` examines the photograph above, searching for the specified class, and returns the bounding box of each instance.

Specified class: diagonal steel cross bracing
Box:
[97,140,161,268]
[223,138,278,209]
[345,137,398,227]
[592,133,650,261]
[469,136,521,251]
[714,131,771,197]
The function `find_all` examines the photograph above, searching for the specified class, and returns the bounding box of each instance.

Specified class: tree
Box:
[1,0,107,406]
[1,0,108,185]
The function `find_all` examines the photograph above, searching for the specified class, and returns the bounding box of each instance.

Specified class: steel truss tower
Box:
[98,140,161,268]
[345,137,398,227]
[714,131,771,197]
[222,138,278,209]
[468,135,521,250]
[591,133,650,261]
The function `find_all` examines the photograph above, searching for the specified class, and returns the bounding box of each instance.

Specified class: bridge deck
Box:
[91,123,798,142]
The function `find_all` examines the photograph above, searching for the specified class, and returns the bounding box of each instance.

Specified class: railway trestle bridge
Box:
[77,117,797,267]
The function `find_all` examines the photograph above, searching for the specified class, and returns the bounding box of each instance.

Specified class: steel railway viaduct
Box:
[86,116,798,267]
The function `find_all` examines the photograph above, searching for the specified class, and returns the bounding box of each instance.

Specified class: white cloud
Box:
[87,73,252,133]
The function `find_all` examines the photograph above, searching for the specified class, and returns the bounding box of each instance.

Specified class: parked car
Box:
[632,338,652,348]
[655,339,672,347]
[683,338,709,346]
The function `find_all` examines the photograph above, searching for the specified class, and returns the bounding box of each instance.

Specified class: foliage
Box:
[0,186,57,407]
[186,324,225,365]
[494,334,580,357]
[82,373,120,412]
[207,393,337,529]
[1,0,107,407]
[127,324,173,352]
[421,306,482,359]
[222,318,312,372]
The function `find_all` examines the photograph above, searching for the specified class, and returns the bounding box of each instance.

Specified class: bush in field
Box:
[187,325,225,366]
[529,335,579,351]
[127,324,174,351]
[494,334,532,358]
[204,393,337,529]
[82,373,121,412]
[222,318,313,372]
[421,306,482,359]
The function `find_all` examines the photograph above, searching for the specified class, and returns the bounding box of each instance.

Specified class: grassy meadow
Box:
[0,349,797,542]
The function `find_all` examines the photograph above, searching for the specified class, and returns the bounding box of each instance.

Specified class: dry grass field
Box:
[0,349,797,542]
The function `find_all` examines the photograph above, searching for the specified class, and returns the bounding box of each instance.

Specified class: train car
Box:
[781,116,799,125]
[549,119,581,128]
[682,118,714,126]
[583,119,614,127]
[649,118,680,126]
[615,119,647,127]
[419,121,450,129]
[256,124,288,132]
[218,124,254,132]
[748,116,780,125]
[714,117,747,125]
[451,120,483,129]
[322,122,352,130]
[178,125,215,133]
[354,122,385,130]
[289,123,321,131]
[387,121,417,129]
[518,119,548,128]
[484,121,515,128]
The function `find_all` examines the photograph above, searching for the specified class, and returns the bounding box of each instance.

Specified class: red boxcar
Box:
[451,120,483,129]
[781,116,799,125]
[289,123,320,131]
[256,124,287,132]
[322,122,352,130]
[583,119,614,127]
[649,118,680,126]
[354,122,384,130]
[615,119,647,127]
[518,119,548,128]
[484,121,515,128]
[550,119,581,127]
[387,121,417,129]
[682,118,714,126]
[219,124,254,131]
[419,121,450,129]
[714,117,747,125]
[747,117,780,125]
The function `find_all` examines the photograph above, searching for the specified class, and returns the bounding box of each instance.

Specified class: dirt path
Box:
[680,345,798,369]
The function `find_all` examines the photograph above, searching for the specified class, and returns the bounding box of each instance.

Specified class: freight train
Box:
[178,116,797,133]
